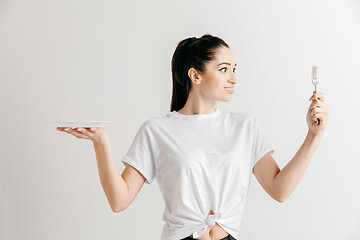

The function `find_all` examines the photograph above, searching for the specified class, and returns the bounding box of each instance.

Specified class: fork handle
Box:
[314,86,320,125]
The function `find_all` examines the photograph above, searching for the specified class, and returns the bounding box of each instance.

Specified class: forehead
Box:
[212,46,236,65]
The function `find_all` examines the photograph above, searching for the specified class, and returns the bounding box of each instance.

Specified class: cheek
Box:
[200,73,224,94]
[206,77,223,90]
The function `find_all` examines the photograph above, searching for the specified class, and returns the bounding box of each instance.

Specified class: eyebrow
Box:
[218,62,237,67]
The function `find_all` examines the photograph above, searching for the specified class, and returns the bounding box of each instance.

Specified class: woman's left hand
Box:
[306,91,331,137]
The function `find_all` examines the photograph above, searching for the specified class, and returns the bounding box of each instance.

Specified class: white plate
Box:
[42,121,119,128]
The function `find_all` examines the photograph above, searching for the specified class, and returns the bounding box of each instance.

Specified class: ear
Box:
[188,67,201,84]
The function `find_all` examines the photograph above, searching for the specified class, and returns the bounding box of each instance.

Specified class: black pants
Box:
[181,233,236,240]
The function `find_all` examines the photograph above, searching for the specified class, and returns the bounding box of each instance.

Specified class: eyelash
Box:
[220,67,236,73]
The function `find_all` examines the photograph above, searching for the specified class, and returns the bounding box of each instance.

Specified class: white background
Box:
[0,0,359,239]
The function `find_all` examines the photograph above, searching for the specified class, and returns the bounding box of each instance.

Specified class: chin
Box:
[222,96,232,102]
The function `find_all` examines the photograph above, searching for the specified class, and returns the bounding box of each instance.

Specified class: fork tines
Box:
[312,65,317,80]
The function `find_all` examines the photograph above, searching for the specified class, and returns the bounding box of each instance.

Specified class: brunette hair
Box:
[170,34,230,112]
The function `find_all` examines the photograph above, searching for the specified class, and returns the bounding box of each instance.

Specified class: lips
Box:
[224,87,234,94]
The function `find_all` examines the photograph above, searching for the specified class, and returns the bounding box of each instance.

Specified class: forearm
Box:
[273,132,322,202]
[93,139,128,212]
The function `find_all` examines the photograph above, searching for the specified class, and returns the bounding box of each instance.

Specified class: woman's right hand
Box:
[57,127,109,144]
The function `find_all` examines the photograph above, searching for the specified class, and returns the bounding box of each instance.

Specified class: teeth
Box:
[225,88,234,90]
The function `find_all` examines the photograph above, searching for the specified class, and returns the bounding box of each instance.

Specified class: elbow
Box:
[112,207,120,213]
[276,195,288,203]
[272,191,287,203]
[111,202,128,213]
[272,182,287,203]
[112,205,127,213]
[109,196,129,213]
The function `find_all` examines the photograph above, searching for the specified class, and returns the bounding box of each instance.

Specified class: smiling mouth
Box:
[224,87,234,94]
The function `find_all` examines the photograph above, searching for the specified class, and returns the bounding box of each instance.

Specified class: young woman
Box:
[57,34,330,240]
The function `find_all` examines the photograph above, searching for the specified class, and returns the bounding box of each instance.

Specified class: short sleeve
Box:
[251,117,275,170]
[121,121,156,185]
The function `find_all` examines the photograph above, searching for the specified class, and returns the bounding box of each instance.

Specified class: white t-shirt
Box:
[121,107,275,240]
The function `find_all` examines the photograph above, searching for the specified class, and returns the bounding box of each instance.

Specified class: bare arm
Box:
[93,139,130,212]
[253,132,322,203]
[94,138,147,213]
[57,126,146,213]
[253,91,330,203]
[273,132,322,202]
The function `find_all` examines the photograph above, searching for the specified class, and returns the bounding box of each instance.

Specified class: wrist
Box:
[93,136,110,146]
[306,131,323,141]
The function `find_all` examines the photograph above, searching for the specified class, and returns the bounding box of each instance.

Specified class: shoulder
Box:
[224,109,255,124]
[139,115,169,132]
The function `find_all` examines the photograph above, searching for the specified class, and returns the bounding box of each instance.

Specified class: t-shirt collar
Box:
[167,107,221,120]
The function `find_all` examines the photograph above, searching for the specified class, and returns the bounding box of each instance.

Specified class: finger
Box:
[309,92,324,99]
[66,128,91,139]
[312,111,321,121]
[310,93,325,102]
[312,112,327,122]
[311,107,325,116]
[309,99,324,110]
[76,127,95,138]
[310,92,325,102]
[310,102,331,114]
[57,127,69,132]
[313,109,330,119]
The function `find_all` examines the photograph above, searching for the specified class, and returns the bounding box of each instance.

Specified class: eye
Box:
[220,67,237,73]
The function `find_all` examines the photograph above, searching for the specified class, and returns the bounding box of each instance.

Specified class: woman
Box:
[57,34,330,240]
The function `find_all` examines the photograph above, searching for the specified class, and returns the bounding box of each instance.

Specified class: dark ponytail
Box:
[170,34,230,112]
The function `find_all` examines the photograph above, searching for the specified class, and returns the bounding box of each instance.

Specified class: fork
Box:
[311,66,320,125]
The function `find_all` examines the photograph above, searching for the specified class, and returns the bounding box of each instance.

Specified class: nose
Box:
[229,72,238,85]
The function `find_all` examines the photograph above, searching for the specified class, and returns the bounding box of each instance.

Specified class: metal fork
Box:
[311,66,320,125]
